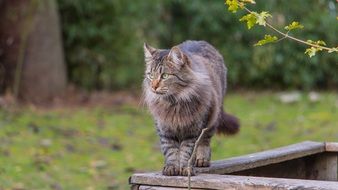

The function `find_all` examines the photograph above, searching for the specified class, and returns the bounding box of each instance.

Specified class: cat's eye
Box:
[148,73,154,79]
[161,73,169,79]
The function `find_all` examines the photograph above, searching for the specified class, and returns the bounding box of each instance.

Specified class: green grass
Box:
[0,92,337,189]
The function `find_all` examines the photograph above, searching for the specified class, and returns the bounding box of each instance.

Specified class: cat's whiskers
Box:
[151,87,168,95]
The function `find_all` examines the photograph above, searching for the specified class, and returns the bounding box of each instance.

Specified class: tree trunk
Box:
[0,0,67,103]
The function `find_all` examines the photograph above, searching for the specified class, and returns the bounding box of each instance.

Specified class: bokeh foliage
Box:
[58,0,338,90]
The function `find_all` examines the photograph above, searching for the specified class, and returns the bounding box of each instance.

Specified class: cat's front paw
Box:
[180,166,195,176]
[162,164,180,176]
[195,158,210,167]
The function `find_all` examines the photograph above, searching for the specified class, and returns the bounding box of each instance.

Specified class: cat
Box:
[143,40,239,176]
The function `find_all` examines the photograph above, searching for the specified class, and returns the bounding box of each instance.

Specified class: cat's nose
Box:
[152,80,160,90]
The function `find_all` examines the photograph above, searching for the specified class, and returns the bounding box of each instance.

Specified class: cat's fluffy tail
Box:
[216,111,240,135]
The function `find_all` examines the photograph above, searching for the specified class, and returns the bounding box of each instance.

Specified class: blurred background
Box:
[0,0,337,189]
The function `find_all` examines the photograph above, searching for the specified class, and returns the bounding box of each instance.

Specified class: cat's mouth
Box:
[152,90,167,95]
[152,89,168,95]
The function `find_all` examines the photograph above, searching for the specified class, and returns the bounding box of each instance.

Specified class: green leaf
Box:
[284,21,304,31]
[307,40,326,46]
[305,47,317,58]
[316,40,326,46]
[256,11,272,26]
[225,0,241,13]
[254,35,278,46]
[304,39,328,57]
[306,40,315,44]
[239,0,256,4]
[239,13,257,29]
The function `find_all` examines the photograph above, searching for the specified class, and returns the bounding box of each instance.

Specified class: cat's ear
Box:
[144,43,156,61]
[168,46,186,68]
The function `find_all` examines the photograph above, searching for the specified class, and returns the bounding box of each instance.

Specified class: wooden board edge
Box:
[130,173,338,190]
[137,185,201,190]
[197,141,325,174]
[325,142,338,152]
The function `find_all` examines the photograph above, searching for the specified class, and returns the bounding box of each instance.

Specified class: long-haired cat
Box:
[143,40,239,176]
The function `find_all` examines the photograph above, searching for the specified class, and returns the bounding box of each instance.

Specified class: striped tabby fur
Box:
[143,40,239,176]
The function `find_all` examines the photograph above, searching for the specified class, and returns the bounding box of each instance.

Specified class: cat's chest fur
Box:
[149,97,209,130]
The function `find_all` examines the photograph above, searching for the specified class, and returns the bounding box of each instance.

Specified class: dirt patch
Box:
[0,85,142,110]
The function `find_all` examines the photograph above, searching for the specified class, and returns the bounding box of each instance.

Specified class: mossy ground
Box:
[0,92,337,189]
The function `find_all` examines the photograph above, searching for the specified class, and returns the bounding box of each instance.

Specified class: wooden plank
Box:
[311,153,338,181]
[197,141,325,174]
[325,142,338,152]
[231,154,311,179]
[232,152,338,181]
[130,173,338,190]
[138,185,201,190]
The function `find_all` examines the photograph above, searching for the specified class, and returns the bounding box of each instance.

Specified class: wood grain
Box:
[196,141,325,174]
[138,185,201,190]
[311,153,338,181]
[325,142,338,152]
[129,141,338,189]
[130,172,338,190]
[231,152,338,181]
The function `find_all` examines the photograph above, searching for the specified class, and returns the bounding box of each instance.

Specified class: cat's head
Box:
[143,43,193,97]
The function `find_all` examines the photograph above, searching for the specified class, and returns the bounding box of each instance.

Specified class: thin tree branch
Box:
[187,127,208,190]
[275,31,289,43]
[243,6,336,52]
